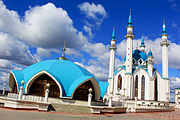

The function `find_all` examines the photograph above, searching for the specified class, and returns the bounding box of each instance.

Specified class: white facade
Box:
[175,89,180,108]
[107,14,170,102]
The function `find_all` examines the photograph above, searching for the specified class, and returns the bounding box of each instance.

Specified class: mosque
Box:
[6,10,170,112]
[107,11,170,102]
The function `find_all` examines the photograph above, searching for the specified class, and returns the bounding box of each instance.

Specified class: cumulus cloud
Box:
[78,2,107,24]
[78,2,107,36]
[0,32,40,66]
[0,1,87,49]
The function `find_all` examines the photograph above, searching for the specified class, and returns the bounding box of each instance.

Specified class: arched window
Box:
[118,75,122,89]
[154,77,158,101]
[135,75,138,97]
[141,75,145,100]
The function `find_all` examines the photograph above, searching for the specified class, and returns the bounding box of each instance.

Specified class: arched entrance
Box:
[73,80,95,101]
[29,74,60,98]
[9,73,18,93]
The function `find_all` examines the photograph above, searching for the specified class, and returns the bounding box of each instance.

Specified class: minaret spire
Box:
[128,9,132,26]
[107,27,117,95]
[140,32,146,52]
[125,9,134,99]
[160,19,170,101]
[58,40,68,60]
[162,19,167,34]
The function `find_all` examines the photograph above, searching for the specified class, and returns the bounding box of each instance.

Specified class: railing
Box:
[7,93,44,102]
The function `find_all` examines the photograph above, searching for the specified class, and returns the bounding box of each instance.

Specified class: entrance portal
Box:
[29,74,60,98]
[73,81,95,101]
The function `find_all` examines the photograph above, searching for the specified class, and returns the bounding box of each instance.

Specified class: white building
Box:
[107,10,170,102]
[175,88,180,108]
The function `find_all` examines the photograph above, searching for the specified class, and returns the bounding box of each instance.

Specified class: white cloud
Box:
[78,2,107,23]
[0,32,40,66]
[37,48,51,57]
[0,1,87,49]
[78,2,107,36]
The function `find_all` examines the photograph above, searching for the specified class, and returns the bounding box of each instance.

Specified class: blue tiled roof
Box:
[148,50,153,57]
[133,49,148,61]
[124,49,148,62]
[11,59,108,98]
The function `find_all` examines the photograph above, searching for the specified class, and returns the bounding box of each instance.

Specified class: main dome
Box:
[124,49,148,62]
[10,59,108,99]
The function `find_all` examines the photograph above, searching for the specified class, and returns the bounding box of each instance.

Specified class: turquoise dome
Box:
[11,59,108,98]
[123,49,148,62]
[132,49,148,61]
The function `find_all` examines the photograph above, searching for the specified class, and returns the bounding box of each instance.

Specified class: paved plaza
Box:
[0,108,179,120]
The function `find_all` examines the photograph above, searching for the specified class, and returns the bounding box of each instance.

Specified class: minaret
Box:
[125,9,134,99]
[107,28,117,95]
[58,41,68,60]
[160,20,169,79]
[147,48,153,78]
[140,33,146,52]
[160,20,170,102]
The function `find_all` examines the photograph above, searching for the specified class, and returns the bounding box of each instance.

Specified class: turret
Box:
[107,28,117,95]
[140,33,145,52]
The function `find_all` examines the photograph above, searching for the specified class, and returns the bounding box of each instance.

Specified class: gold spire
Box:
[58,40,68,60]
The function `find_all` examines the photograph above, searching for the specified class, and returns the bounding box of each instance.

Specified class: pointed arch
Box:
[118,75,122,89]
[141,75,145,100]
[25,70,63,97]
[9,72,19,93]
[135,75,138,97]
[71,77,100,101]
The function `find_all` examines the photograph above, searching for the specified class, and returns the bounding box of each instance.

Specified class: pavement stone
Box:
[0,108,179,120]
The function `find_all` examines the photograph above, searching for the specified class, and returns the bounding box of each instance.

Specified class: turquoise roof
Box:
[124,49,148,62]
[140,36,145,47]
[112,28,115,40]
[162,23,167,35]
[133,49,148,61]
[148,50,153,57]
[11,59,108,98]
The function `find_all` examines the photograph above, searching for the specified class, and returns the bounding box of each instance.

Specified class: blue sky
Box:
[0,0,180,101]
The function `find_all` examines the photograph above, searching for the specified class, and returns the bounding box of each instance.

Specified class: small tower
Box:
[160,20,169,79]
[107,28,117,95]
[125,9,134,99]
[147,48,153,78]
[140,33,146,52]
[58,41,68,60]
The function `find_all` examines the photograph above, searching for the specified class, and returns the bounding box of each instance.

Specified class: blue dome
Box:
[123,49,148,62]
[11,59,108,98]
[133,49,148,61]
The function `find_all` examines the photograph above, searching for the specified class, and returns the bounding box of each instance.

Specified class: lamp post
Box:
[18,80,25,100]
[44,83,50,102]
[88,88,93,106]
[2,84,7,96]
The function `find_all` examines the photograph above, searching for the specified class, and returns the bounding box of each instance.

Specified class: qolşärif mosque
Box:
[107,11,170,102]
